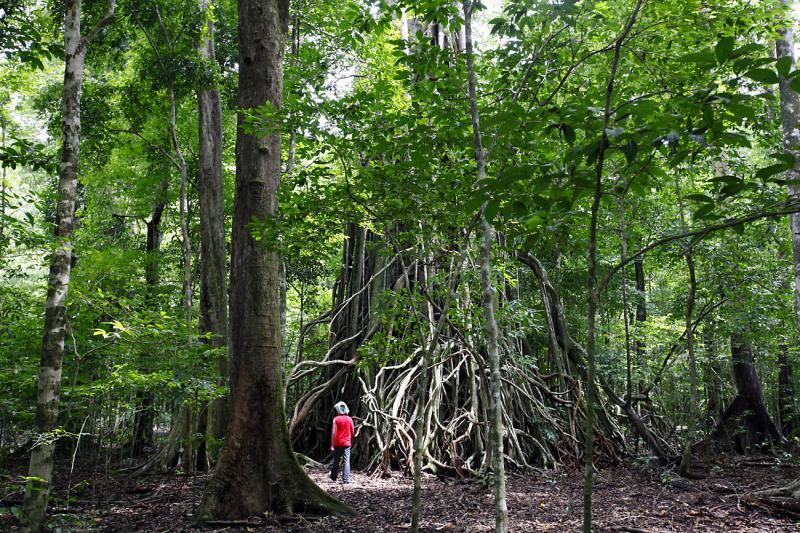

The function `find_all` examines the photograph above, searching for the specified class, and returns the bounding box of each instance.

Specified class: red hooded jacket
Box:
[331,415,354,448]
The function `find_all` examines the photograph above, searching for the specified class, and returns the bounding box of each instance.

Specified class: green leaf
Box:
[745,68,778,85]
[730,223,745,235]
[716,133,751,148]
[790,77,800,94]
[770,152,796,168]
[729,43,763,60]
[562,124,576,144]
[463,194,487,215]
[623,140,638,163]
[678,50,715,66]
[484,199,500,224]
[777,56,794,79]
[715,36,735,64]
[756,163,791,180]
[720,182,748,197]
[581,138,603,164]
[685,193,714,203]
[709,175,742,186]
[694,203,716,220]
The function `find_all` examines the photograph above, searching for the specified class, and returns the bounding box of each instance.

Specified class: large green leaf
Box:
[715,36,735,64]
[745,68,778,85]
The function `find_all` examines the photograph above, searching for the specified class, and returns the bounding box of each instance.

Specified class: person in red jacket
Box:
[330,401,354,484]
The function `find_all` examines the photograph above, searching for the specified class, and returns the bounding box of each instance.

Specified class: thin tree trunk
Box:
[633,254,645,384]
[778,346,797,437]
[181,403,194,474]
[169,84,193,324]
[198,0,350,519]
[168,81,196,472]
[618,198,633,404]
[196,0,229,456]
[1,115,6,240]
[410,254,435,533]
[462,2,508,531]
[583,4,642,531]
[21,2,115,531]
[679,251,697,476]
[132,186,167,458]
[410,248,466,532]
[674,156,699,476]
[704,321,722,427]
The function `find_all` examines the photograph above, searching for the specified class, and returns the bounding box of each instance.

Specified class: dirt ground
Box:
[2,455,799,532]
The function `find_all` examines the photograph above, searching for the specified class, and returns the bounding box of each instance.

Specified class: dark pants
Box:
[330,446,350,482]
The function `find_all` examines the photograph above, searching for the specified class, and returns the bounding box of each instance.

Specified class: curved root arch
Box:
[287,225,627,474]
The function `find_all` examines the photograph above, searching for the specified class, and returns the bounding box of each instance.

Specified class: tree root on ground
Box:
[743,479,800,519]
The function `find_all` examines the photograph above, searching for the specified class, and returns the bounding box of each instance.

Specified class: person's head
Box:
[334,401,349,415]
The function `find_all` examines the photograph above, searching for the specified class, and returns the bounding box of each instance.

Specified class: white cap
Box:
[334,401,349,415]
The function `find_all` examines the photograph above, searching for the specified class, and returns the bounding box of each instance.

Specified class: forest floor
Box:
[1,454,799,532]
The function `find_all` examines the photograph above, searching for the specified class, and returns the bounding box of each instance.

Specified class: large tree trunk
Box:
[198,0,349,519]
[21,2,115,531]
[196,0,229,457]
[776,0,800,445]
[712,334,784,451]
[462,2,508,531]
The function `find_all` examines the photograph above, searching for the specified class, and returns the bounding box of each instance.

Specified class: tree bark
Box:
[131,185,167,459]
[1,115,6,241]
[703,321,722,427]
[21,2,115,531]
[679,251,697,476]
[775,0,800,444]
[167,84,193,326]
[778,346,797,437]
[516,250,672,464]
[196,0,229,455]
[462,2,508,531]
[744,478,800,519]
[712,334,785,451]
[583,3,643,530]
[633,255,646,380]
[198,0,350,519]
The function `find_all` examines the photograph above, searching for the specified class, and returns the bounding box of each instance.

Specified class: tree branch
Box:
[598,200,800,295]
[77,0,116,54]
